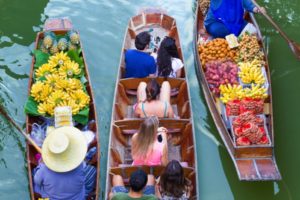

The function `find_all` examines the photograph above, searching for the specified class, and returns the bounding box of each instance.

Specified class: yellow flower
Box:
[67,99,80,115]
[38,102,54,116]
[47,90,69,106]
[68,78,83,90]
[48,51,70,67]
[69,89,90,109]
[35,63,56,79]
[59,60,81,78]
[31,81,52,102]
[45,74,60,88]
[56,79,72,93]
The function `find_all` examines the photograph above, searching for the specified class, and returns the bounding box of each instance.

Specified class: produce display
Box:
[198,38,237,66]
[237,33,265,65]
[219,83,267,103]
[238,60,265,85]
[39,31,80,54]
[232,112,269,146]
[205,60,238,95]
[25,31,91,125]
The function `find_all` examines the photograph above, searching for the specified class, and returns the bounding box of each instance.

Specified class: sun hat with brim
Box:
[42,126,87,173]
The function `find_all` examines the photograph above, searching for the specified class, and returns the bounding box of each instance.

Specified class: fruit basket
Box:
[229,113,271,147]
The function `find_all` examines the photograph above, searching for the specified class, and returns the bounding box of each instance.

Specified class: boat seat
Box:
[110,165,194,178]
[126,104,178,119]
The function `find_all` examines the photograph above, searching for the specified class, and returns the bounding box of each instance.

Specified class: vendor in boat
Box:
[125,31,156,78]
[156,36,183,78]
[109,169,157,200]
[156,160,192,199]
[132,116,168,166]
[204,0,266,38]
[134,79,175,118]
[33,126,96,200]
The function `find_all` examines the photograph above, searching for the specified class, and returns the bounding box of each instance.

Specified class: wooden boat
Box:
[194,3,281,181]
[105,9,198,198]
[25,18,100,199]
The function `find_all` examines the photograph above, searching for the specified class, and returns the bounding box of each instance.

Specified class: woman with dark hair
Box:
[156,37,183,78]
[156,160,192,199]
[134,79,175,118]
[131,116,168,166]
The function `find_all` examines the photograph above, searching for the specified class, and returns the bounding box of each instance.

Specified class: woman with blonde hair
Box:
[131,116,168,166]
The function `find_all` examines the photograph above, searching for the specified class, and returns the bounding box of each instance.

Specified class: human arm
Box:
[243,0,266,14]
[33,163,45,187]
[131,133,138,159]
[158,131,168,166]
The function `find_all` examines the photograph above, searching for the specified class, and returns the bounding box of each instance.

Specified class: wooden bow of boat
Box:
[105,10,198,198]
[26,18,100,199]
[194,4,281,181]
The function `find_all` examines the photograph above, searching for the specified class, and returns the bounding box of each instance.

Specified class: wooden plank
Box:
[255,158,281,180]
[236,159,259,180]
[120,77,185,90]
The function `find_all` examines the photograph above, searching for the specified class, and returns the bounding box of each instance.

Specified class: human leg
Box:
[143,175,156,195]
[110,175,128,193]
[159,81,171,103]
[137,81,147,102]
[205,21,231,38]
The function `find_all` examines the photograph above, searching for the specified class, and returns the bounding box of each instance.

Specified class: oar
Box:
[0,106,42,153]
[252,0,300,60]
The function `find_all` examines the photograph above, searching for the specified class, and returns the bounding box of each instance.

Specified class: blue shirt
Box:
[125,49,156,78]
[204,0,255,26]
[34,163,85,200]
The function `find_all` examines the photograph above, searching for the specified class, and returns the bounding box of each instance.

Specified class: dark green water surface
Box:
[0,0,299,199]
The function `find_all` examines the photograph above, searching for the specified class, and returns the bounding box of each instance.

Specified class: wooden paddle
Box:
[252,0,300,60]
[0,106,42,153]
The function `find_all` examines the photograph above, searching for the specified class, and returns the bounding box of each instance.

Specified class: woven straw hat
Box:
[42,126,87,172]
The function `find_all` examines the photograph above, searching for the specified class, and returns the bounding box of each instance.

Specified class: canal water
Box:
[0,0,299,199]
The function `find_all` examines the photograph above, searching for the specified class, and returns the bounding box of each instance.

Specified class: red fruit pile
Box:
[232,112,269,146]
[205,60,238,95]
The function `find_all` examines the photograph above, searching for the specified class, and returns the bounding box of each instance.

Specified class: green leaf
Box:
[67,50,83,66]
[24,96,40,116]
[33,50,50,69]
[73,107,89,125]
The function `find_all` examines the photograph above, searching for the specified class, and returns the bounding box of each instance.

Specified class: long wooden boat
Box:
[25,19,100,199]
[105,9,198,198]
[194,3,281,181]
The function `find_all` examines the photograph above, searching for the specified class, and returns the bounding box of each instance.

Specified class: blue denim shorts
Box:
[111,185,155,195]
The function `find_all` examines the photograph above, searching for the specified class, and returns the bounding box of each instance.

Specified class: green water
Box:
[0,0,299,199]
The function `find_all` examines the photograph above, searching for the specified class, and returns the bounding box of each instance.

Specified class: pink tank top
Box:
[132,140,164,166]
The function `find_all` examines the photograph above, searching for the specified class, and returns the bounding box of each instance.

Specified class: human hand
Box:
[157,127,168,133]
[253,6,266,14]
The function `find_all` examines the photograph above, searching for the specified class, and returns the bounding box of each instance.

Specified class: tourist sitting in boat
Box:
[156,160,192,199]
[204,0,266,38]
[134,79,175,118]
[132,116,168,166]
[125,31,156,78]
[33,126,96,200]
[156,36,183,78]
[109,169,157,200]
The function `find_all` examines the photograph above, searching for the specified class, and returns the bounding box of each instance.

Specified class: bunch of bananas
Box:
[238,60,265,85]
[243,84,268,99]
[219,84,244,103]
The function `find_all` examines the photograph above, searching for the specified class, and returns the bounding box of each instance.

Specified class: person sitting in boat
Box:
[109,169,157,200]
[156,160,192,200]
[204,0,266,38]
[156,36,183,78]
[132,116,168,166]
[33,126,96,200]
[125,31,156,78]
[134,79,175,118]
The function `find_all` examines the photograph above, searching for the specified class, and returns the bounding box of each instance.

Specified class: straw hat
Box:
[42,126,87,172]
